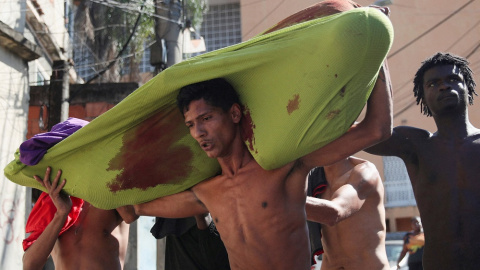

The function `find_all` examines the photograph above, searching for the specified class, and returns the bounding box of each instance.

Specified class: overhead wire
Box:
[389,1,480,118]
[393,38,480,119]
[89,0,181,24]
[387,0,476,59]
[68,1,148,102]
[240,0,287,38]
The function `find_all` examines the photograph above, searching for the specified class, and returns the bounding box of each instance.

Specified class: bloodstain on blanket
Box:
[326,109,341,120]
[241,106,257,153]
[107,106,193,192]
[287,94,300,115]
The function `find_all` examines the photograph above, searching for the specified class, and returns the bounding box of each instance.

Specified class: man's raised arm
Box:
[23,168,72,270]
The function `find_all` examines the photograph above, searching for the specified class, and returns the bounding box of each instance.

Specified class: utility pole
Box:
[151,0,183,71]
[47,0,72,131]
[47,60,69,131]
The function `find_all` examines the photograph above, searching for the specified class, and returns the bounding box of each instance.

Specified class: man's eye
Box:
[204,116,211,121]
[449,77,460,82]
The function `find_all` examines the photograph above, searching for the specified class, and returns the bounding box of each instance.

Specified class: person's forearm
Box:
[116,205,139,224]
[361,64,393,139]
[306,197,342,226]
[194,213,212,230]
[396,249,407,266]
[23,212,67,270]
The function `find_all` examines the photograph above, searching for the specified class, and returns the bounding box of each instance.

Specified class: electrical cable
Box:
[68,1,146,102]
[387,0,476,59]
[241,0,287,38]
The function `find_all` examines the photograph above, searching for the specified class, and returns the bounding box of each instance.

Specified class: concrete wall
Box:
[0,43,29,270]
[0,0,26,33]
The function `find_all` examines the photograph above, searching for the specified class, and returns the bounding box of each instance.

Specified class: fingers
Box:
[33,166,51,189]
[369,5,391,17]
[52,169,64,191]
[33,167,66,194]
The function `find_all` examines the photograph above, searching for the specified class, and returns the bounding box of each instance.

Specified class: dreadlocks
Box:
[413,52,477,117]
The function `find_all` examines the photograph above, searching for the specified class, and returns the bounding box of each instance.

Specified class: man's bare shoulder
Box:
[348,157,382,193]
[349,157,379,177]
[393,125,432,140]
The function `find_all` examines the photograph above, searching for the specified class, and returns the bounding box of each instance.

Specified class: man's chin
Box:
[205,151,218,158]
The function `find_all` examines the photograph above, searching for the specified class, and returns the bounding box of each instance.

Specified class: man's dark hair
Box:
[177,78,241,114]
[413,52,477,117]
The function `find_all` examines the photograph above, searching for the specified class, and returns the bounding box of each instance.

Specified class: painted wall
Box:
[0,44,29,270]
[0,0,26,32]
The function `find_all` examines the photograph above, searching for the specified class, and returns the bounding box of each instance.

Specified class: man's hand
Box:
[369,5,391,17]
[34,167,72,216]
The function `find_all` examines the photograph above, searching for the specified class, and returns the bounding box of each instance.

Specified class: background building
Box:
[1,0,479,269]
[0,0,68,268]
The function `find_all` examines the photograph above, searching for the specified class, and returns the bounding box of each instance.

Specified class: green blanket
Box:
[4,7,393,209]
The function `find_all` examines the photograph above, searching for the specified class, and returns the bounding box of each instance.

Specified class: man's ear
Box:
[230,103,242,123]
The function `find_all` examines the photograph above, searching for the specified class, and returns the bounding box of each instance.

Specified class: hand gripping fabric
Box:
[4,6,393,209]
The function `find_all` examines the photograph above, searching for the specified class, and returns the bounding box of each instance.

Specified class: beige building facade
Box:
[236,0,480,232]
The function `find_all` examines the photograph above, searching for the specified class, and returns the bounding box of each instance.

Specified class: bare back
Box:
[51,204,129,270]
[320,158,389,270]
[192,159,311,270]
[368,126,480,269]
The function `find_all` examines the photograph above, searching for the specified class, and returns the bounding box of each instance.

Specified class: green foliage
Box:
[103,0,155,61]
[90,0,207,62]
[184,0,209,31]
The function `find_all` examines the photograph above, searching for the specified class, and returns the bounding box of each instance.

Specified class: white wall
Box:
[0,45,29,269]
[0,0,25,32]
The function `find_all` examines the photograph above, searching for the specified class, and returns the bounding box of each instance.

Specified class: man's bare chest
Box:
[412,139,480,178]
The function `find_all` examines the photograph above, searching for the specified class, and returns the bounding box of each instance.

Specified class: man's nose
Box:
[438,80,451,91]
[192,124,206,138]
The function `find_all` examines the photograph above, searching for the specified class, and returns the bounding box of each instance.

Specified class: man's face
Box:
[411,218,422,230]
[422,64,469,116]
[184,98,238,158]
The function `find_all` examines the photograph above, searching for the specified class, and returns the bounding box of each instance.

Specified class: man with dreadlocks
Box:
[366,52,480,270]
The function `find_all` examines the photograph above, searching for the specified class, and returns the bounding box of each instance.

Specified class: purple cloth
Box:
[20,117,89,166]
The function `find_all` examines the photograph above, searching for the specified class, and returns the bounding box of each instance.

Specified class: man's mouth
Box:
[200,141,212,150]
[439,93,457,101]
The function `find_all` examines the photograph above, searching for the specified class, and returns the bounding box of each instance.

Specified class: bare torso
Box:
[400,129,480,269]
[320,158,389,270]
[192,159,311,270]
[51,203,129,270]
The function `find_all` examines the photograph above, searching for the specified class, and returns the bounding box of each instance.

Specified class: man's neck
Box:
[217,138,254,177]
[433,110,476,140]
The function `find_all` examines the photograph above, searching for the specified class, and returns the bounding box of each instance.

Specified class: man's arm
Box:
[134,190,208,218]
[194,213,213,230]
[302,62,393,168]
[23,168,72,270]
[116,205,139,224]
[396,235,410,269]
[306,161,379,226]
[364,125,430,158]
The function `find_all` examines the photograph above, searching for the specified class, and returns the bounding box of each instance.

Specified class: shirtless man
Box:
[134,60,392,270]
[306,156,390,270]
[366,52,480,269]
[22,167,138,270]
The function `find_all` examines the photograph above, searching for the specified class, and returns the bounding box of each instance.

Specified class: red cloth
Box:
[262,0,361,34]
[23,192,84,251]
